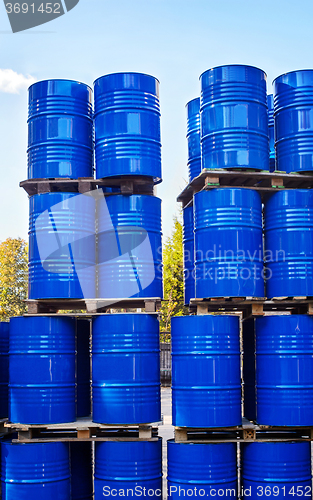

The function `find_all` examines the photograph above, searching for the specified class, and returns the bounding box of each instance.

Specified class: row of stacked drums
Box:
[27,73,163,301]
[169,314,313,498]
[1,439,311,499]
[20,73,164,499]
[186,66,313,183]
[27,73,162,181]
[0,439,163,499]
[1,312,313,497]
[178,65,313,497]
[28,191,162,300]
[0,314,162,499]
[183,187,313,305]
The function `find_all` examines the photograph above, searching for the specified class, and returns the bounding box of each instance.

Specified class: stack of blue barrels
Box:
[2,73,163,499]
[27,80,96,301]
[93,73,162,498]
[94,73,163,300]
[2,79,95,500]
[176,65,313,498]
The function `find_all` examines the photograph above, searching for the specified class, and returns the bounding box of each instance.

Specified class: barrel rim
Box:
[256,314,312,320]
[194,187,262,198]
[273,69,313,85]
[9,315,76,322]
[103,193,162,203]
[96,436,163,447]
[167,438,234,447]
[93,72,160,86]
[93,312,157,318]
[29,191,81,201]
[183,204,194,211]
[266,188,313,202]
[243,440,308,447]
[1,439,66,448]
[28,79,92,93]
[185,97,200,108]
[199,64,267,81]
[171,314,238,324]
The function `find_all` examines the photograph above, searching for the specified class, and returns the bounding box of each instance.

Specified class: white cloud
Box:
[0,69,36,94]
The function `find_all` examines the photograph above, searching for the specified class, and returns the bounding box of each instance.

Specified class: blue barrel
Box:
[28,79,93,179]
[194,188,264,298]
[0,322,9,419]
[183,205,195,305]
[9,316,76,424]
[94,73,162,182]
[264,189,313,298]
[268,95,275,172]
[242,442,312,500]
[200,65,269,170]
[70,442,93,500]
[171,315,241,427]
[92,314,161,424]
[94,440,162,499]
[256,315,313,426]
[1,441,71,499]
[28,192,96,300]
[186,98,201,182]
[76,319,91,418]
[167,441,237,498]
[98,194,162,299]
[243,318,256,422]
[274,70,313,173]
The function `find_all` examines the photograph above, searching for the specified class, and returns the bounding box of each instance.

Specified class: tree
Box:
[160,215,187,337]
[0,238,28,321]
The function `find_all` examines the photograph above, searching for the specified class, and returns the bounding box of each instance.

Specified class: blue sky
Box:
[0,0,313,242]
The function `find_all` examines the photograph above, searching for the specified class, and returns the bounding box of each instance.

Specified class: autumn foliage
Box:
[0,238,28,321]
[160,216,187,336]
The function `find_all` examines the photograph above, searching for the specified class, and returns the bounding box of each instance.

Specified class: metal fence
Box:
[160,342,171,386]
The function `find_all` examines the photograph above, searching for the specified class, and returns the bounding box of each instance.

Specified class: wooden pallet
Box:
[5,418,160,443]
[20,176,155,196]
[0,418,10,435]
[175,419,313,443]
[189,297,313,319]
[177,170,313,207]
[26,298,162,314]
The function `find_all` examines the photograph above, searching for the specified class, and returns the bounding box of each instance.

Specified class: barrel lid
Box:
[199,64,267,80]
[28,79,92,92]
[273,69,313,85]
[185,97,200,109]
[93,72,160,86]
[168,439,231,446]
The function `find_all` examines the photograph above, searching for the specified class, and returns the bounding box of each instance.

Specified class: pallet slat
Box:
[189,297,313,318]
[178,169,313,207]
[174,421,313,443]
[5,418,161,442]
[20,177,155,196]
[26,298,162,314]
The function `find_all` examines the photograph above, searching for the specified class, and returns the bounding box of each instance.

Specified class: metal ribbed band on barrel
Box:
[200,64,269,171]
[94,72,162,182]
[274,70,313,173]
[171,315,241,428]
[186,98,201,182]
[27,79,93,179]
